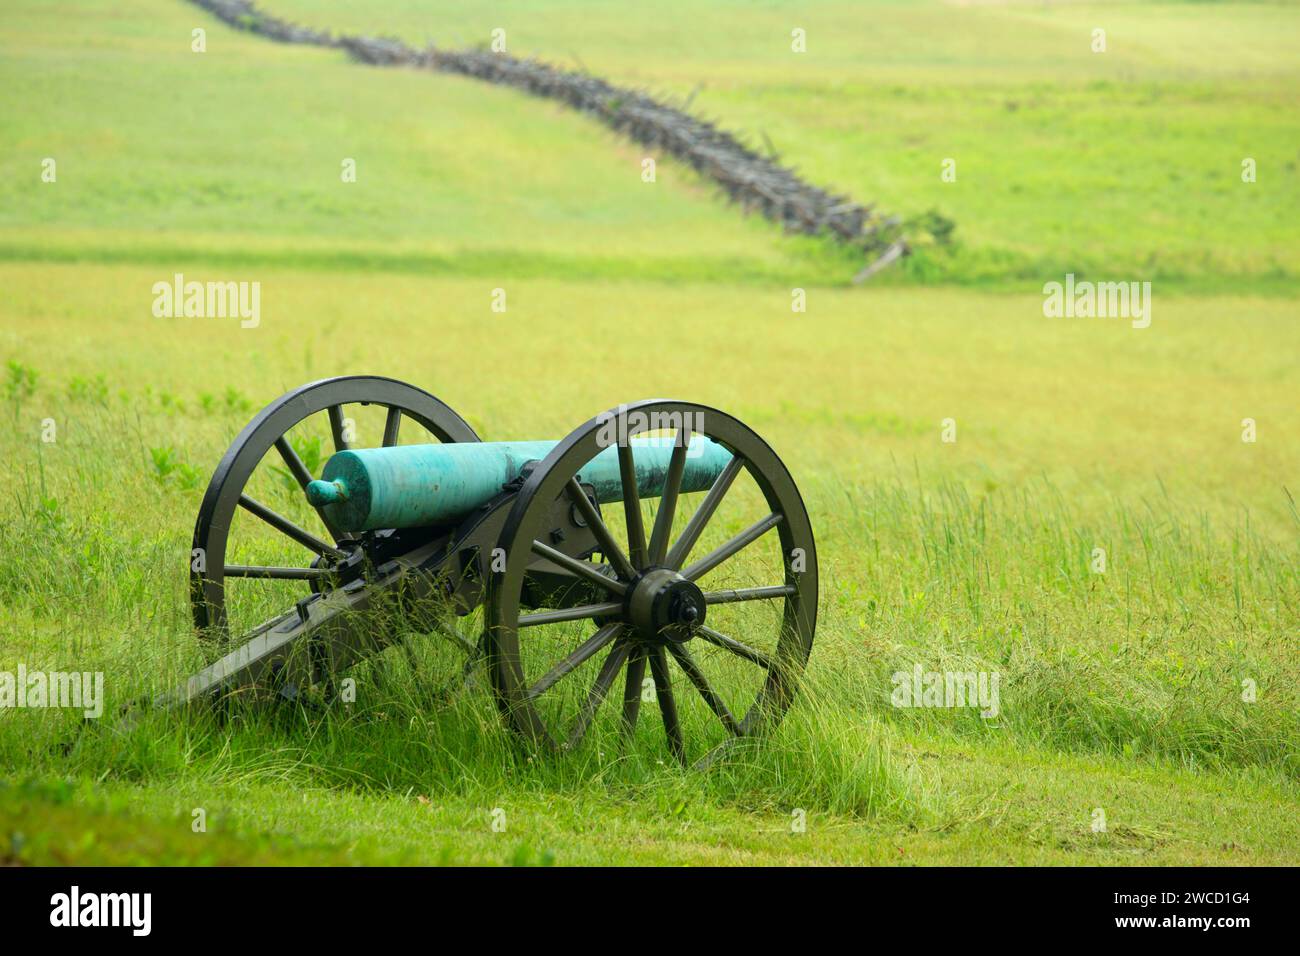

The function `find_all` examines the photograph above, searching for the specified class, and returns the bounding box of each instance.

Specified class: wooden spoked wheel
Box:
[486,401,818,764]
[190,375,480,643]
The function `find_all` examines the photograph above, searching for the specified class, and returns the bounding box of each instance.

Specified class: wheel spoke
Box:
[224,564,331,581]
[649,646,685,762]
[526,623,621,700]
[238,494,345,559]
[681,513,783,582]
[274,436,314,489]
[530,540,627,597]
[381,406,402,447]
[668,644,741,736]
[696,625,773,670]
[703,585,796,605]
[617,443,648,569]
[665,455,744,570]
[565,479,637,581]
[566,641,632,749]
[276,434,347,542]
[647,432,688,566]
[518,601,623,628]
[327,404,349,452]
[622,647,647,737]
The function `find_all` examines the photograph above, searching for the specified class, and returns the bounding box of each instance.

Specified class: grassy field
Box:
[266,0,1300,290]
[0,0,1297,865]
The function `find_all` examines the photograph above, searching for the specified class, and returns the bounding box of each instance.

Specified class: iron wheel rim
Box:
[486,400,818,763]
[190,375,480,642]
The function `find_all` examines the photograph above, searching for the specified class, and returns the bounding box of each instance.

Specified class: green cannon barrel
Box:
[305,437,733,533]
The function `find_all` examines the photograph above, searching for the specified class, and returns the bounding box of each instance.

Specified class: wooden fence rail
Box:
[190,0,909,278]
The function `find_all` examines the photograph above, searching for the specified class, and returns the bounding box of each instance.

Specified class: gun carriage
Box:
[177,376,818,764]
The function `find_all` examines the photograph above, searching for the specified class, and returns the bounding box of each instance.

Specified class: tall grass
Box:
[811,470,1299,777]
[2,382,1295,841]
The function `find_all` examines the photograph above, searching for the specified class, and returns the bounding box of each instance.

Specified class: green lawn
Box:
[4,0,1298,289]
[257,0,1300,289]
[0,0,834,285]
[0,0,1297,865]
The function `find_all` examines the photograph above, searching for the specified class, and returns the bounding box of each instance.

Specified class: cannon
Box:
[175,375,818,764]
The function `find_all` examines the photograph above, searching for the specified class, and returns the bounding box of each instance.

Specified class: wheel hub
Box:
[626,568,706,644]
